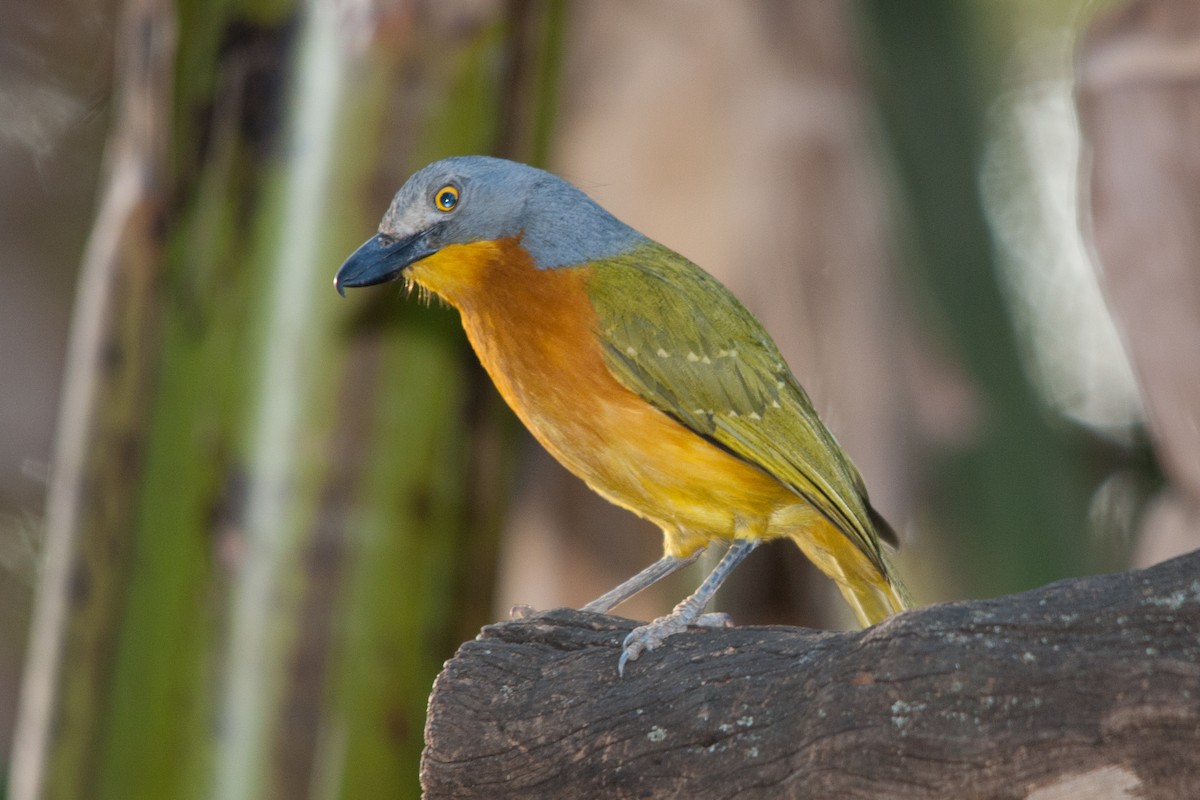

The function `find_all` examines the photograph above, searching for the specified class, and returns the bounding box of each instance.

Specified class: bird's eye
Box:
[434,185,460,212]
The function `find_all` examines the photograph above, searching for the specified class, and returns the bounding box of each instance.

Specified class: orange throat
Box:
[406,237,623,450]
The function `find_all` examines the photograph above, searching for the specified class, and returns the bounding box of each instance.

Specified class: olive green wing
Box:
[585,243,890,571]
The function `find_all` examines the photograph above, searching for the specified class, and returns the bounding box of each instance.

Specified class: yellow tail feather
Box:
[787,521,910,628]
[835,572,910,628]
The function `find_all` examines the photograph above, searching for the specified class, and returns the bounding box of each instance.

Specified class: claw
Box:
[618,629,641,676]
[617,613,690,676]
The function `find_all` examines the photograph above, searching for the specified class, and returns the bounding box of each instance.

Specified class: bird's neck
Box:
[408,237,611,455]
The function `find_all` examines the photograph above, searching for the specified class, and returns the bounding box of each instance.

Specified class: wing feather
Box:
[586,243,891,571]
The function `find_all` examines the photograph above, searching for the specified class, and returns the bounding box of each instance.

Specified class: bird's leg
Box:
[581,551,704,614]
[618,538,761,676]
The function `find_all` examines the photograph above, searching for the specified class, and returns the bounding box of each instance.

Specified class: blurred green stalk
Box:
[10,1,564,798]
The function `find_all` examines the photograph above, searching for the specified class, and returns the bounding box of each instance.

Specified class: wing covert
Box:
[586,243,890,570]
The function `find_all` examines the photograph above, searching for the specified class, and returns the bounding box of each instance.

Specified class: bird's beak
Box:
[334,230,437,297]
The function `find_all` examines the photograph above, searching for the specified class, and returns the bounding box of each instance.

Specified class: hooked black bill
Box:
[334,230,438,297]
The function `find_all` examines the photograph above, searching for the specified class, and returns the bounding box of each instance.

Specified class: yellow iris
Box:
[435,185,459,212]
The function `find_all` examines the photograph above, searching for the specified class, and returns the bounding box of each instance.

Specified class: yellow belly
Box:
[520,371,800,557]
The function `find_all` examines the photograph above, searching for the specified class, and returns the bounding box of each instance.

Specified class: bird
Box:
[335,155,910,674]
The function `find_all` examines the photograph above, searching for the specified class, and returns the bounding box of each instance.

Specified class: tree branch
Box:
[422,550,1200,799]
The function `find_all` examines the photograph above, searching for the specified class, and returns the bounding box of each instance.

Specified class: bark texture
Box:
[423,550,1200,799]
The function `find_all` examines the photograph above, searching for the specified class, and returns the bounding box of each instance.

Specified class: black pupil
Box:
[439,190,456,209]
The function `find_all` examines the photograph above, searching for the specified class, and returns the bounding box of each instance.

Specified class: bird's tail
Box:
[787,521,911,628]
[833,565,910,628]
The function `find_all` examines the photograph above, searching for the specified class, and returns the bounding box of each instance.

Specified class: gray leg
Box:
[581,551,704,614]
[619,539,761,676]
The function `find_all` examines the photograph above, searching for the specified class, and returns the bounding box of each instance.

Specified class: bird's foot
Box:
[619,614,686,676]
[618,611,733,676]
[694,611,735,629]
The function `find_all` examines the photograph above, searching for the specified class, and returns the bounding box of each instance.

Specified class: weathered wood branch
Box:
[422,550,1200,799]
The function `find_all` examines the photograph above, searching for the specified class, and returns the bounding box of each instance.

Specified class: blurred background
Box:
[3,0,1199,797]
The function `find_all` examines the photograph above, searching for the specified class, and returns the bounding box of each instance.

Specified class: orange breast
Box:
[407,238,797,557]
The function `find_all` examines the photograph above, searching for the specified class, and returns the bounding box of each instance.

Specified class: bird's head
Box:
[335,155,645,297]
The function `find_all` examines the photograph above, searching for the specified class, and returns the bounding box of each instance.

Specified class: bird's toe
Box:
[693,611,734,629]
[509,604,536,619]
[617,614,690,676]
